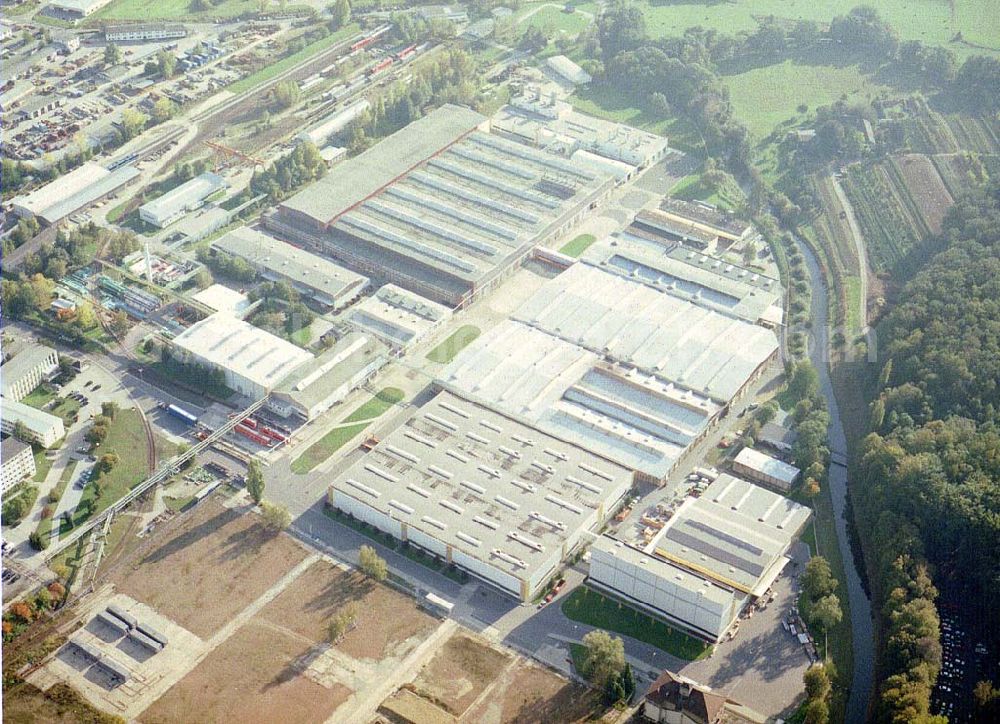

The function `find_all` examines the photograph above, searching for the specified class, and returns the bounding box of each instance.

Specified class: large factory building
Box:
[267,104,614,307]
[327,391,634,601]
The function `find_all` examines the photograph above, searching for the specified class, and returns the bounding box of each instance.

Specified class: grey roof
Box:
[96,611,129,635]
[11,163,139,225]
[330,391,632,580]
[0,342,57,393]
[437,321,718,479]
[659,198,751,239]
[1,435,32,462]
[281,104,486,226]
[272,332,389,412]
[649,474,810,595]
[581,235,783,324]
[128,629,163,651]
[139,172,226,224]
[106,605,137,628]
[513,263,779,402]
[213,227,368,305]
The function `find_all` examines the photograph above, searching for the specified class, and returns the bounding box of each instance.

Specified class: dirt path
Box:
[830,173,869,329]
[328,619,457,724]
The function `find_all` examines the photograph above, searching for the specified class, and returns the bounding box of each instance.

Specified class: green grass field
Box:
[65,409,150,529]
[669,169,745,211]
[724,61,896,138]
[91,0,308,22]
[227,23,360,95]
[640,0,999,57]
[291,422,370,474]
[516,3,597,35]
[561,586,712,661]
[559,233,597,257]
[426,325,481,364]
[33,448,54,483]
[343,387,405,424]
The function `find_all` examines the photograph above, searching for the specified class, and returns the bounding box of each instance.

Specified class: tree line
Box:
[857,182,1000,722]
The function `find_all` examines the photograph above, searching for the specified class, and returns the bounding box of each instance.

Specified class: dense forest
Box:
[858,183,1000,723]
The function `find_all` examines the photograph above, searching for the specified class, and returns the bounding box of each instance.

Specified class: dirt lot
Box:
[411,632,512,717]
[110,500,308,638]
[141,619,351,724]
[258,560,437,662]
[463,658,600,724]
[893,153,954,234]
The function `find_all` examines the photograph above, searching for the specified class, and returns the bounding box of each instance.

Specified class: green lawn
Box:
[639,0,999,57]
[559,233,597,258]
[92,0,308,22]
[724,61,895,138]
[21,388,81,427]
[34,462,78,543]
[64,409,151,529]
[227,23,360,95]
[516,3,597,35]
[561,586,712,661]
[33,448,54,483]
[843,275,864,336]
[21,386,55,409]
[669,169,745,211]
[291,422,370,474]
[343,387,405,423]
[426,325,481,364]
[290,325,312,347]
[569,642,589,678]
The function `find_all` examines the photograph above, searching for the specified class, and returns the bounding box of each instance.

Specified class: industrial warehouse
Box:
[580,234,784,327]
[268,104,615,307]
[327,391,634,601]
[589,474,811,642]
[138,172,227,229]
[344,283,452,351]
[211,226,370,310]
[437,258,779,481]
[10,162,140,226]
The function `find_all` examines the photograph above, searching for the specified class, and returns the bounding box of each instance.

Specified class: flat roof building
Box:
[169,313,313,399]
[496,90,670,169]
[105,23,188,43]
[589,474,810,641]
[297,100,370,146]
[270,105,614,306]
[48,0,114,17]
[438,321,719,481]
[344,284,452,350]
[1,398,66,448]
[581,235,784,327]
[139,172,227,228]
[732,447,801,492]
[191,284,250,315]
[658,198,753,244]
[1,341,59,402]
[212,227,370,310]
[1,436,36,495]
[328,391,633,601]
[513,263,779,402]
[11,162,140,225]
[269,332,390,420]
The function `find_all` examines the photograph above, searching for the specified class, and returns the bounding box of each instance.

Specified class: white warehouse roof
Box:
[171,313,312,393]
[139,172,227,227]
[733,447,801,488]
[11,162,139,225]
[513,263,778,402]
[546,55,592,85]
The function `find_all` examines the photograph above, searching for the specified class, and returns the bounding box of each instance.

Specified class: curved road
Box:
[795,235,875,721]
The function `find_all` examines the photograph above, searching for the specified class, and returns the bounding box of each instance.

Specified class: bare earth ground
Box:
[463,657,601,724]
[109,499,308,638]
[140,619,352,724]
[411,631,513,717]
[380,687,459,724]
[894,153,954,233]
[257,559,438,661]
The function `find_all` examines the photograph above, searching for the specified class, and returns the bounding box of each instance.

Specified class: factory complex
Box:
[211,226,370,310]
[268,104,616,307]
[328,391,634,601]
[589,474,811,641]
[437,259,779,481]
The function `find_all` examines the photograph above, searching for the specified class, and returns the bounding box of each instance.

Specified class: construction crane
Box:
[204,140,265,170]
